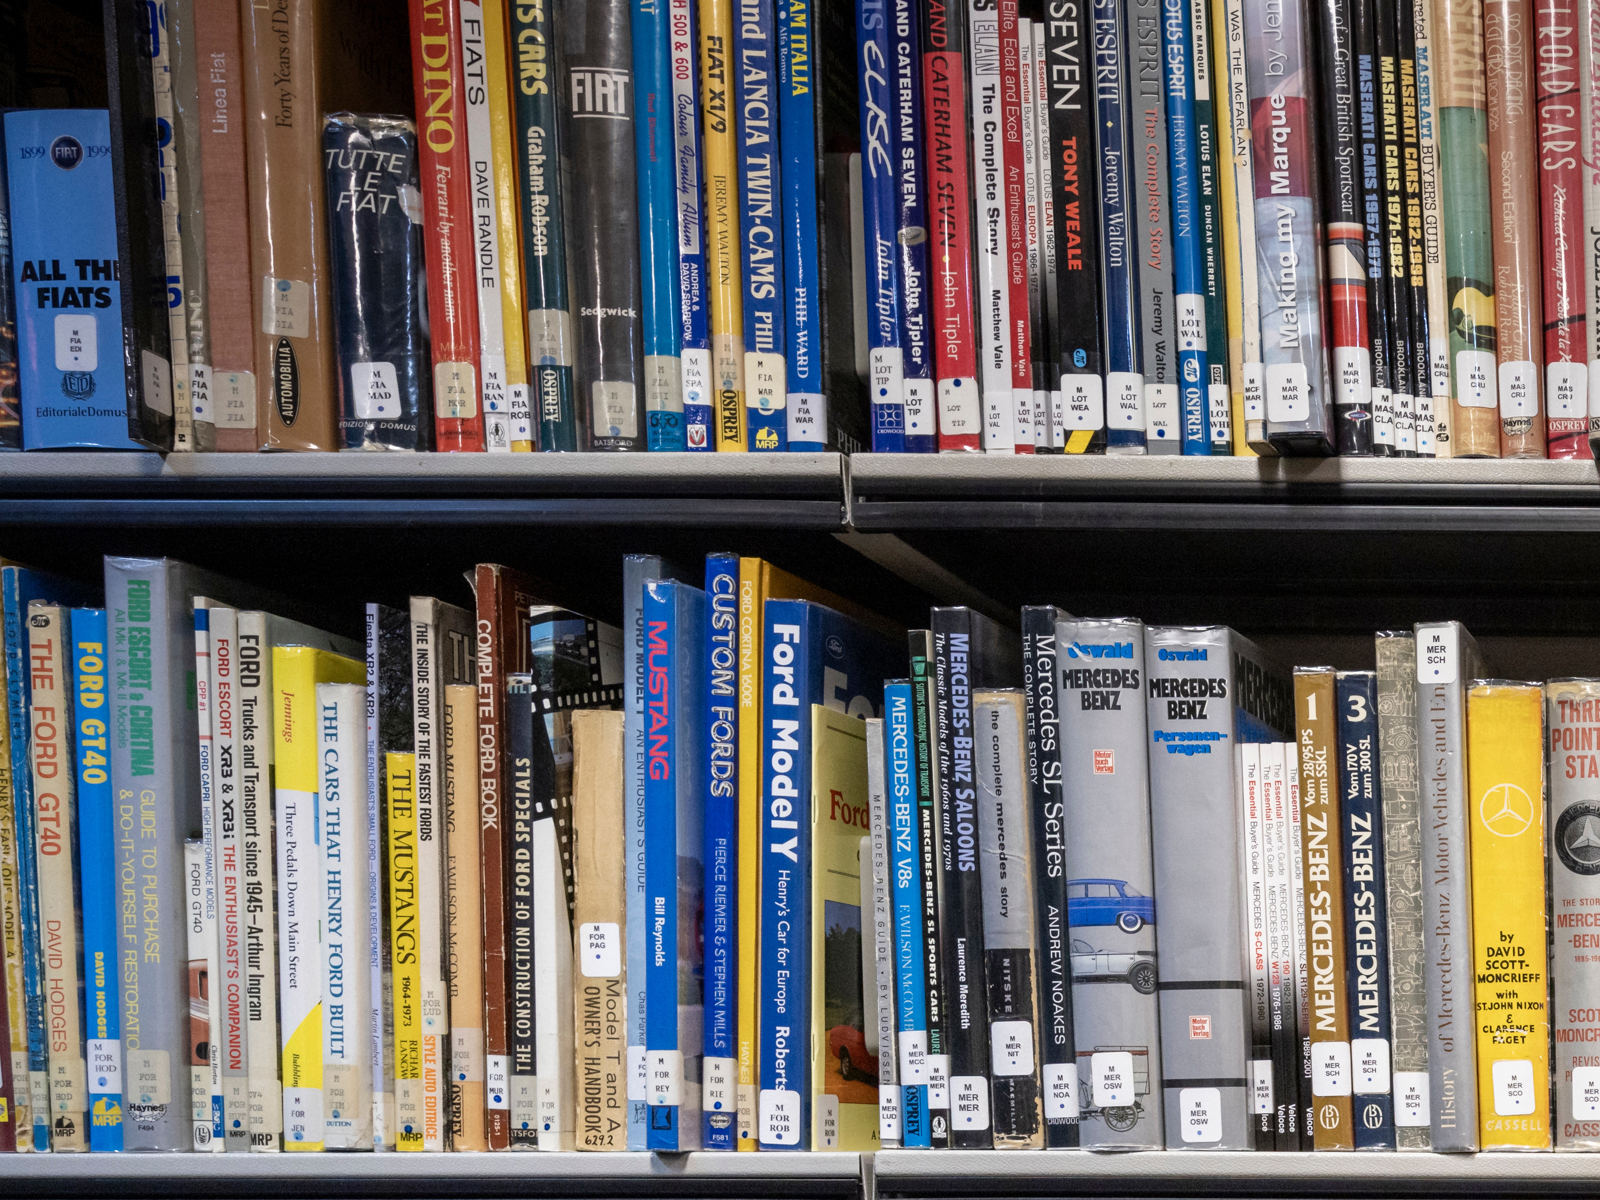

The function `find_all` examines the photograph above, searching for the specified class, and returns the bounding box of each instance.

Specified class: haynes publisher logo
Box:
[1157,647,1208,661]
[1067,642,1132,660]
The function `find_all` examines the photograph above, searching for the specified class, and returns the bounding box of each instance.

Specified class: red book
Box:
[1538,0,1590,458]
[920,0,982,450]
[410,0,485,451]
[998,0,1033,452]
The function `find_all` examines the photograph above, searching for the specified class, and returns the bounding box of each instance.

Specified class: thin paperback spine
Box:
[1033,24,1066,451]
[506,678,538,1148]
[1161,0,1212,453]
[884,686,931,1147]
[970,0,1016,450]
[860,0,909,452]
[1216,0,1264,452]
[1286,745,1315,1147]
[1399,8,1437,454]
[1263,743,1297,1148]
[1190,0,1231,451]
[907,635,951,1146]
[185,843,209,1149]
[867,721,903,1147]
[1357,0,1398,453]
[151,0,195,450]
[700,0,749,451]
[1414,0,1455,452]
[1001,0,1036,450]
[1129,0,1178,453]
[1376,0,1420,456]
[1240,744,1273,1147]
[1019,21,1047,450]
[895,0,939,452]
[484,0,534,450]
[703,556,739,1150]
[194,605,223,1149]
[673,0,714,449]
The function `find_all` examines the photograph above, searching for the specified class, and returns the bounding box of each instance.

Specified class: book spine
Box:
[1019,20,1046,450]
[1465,683,1550,1149]
[866,723,903,1147]
[975,691,1043,1148]
[699,0,749,451]
[194,606,223,1149]
[1294,667,1354,1149]
[236,612,280,1151]
[703,558,739,1149]
[895,0,939,452]
[1546,679,1600,1148]
[734,0,789,450]
[169,0,215,450]
[1240,744,1274,1146]
[531,730,577,1152]
[505,677,538,1147]
[482,0,534,450]
[1588,0,1600,458]
[861,0,909,451]
[1399,3,1437,454]
[507,0,579,451]
[1376,0,1420,457]
[776,0,827,452]
[1035,23,1062,449]
[387,753,423,1150]
[1043,6,1107,453]
[28,606,86,1151]
[0,934,11,1150]
[1217,0,1264,451]
[921,0,984,449]
[444,686,485,1150]
[1437,0,1500,454]
[1375,635,1430,1147]
[151,0,196,452]
[1416,624,1479,1148]
[1055,617,1162,1148]
[1190,0,1231,452]
[1019,610,1077,1146]
[1413,0,1454,452]
[471,576,508,1150]
[969,0,1016,450]
[1267,744,1296,1149]
[1337,673,1396,1148]
[1093,0,1147,449]
[634,0,688,448]
[185,842,209,1147]
[192,0,259,448]
[208,608,248,1149]
[735,563,760,1147]
[930,613,993,1148]
[1486,0,1547,456]
[884,686,931,1147]
[907,634,950,1146]
[757,603,812,1148]
[1129,0,1178,453]
[409,0,485,450]
[1286,743,1314,1148]
[0,658,31,1150]
[1316,0,1375,452]
[1000,0,1036,451]
[462,2,515,450]
[319,682,372,1150]
[1160,0,1212,453]
[1537,0,1589,457]
[672,0,714,449]
[73,611,122,1152]
[407,606,447,1151]
[365,610,396,1151]
[1356,0,1397,454]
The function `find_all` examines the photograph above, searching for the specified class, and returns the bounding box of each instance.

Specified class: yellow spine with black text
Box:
[272,646,365,1151]
[483,0,532,450]
[387,753,423,1150]
[700,0,747,450]
[1466,683,1550,1151]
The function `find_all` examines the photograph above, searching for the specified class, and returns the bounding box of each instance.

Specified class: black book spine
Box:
[506,675,538,1148]
[1396,0,1433,454]
[103,0,175,449]
[1020,607,1078,1147]
[908,631,951,1148]
[930,609,993,1148]
[1373,0,1417,455]
[1354,0,1395,455]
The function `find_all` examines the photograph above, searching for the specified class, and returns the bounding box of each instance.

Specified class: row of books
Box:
[0,555,1584,1153]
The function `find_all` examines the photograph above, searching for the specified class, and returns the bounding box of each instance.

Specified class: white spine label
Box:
[55,314,97,371]
[1064,374,1105,431]
[1043,1062,1079,1119]
[1492,1059,1535,1115]
[899,1029,929,1084]
[1549,361,1586,419]
[1265,361,1310,422]
[486,1055,509,1109]
[351,362,401,421]
[1251,1059,1274,1114]
[1145,381,1178,446]
[990,1020,1034,1076]
[626,1045,647,1102]
[1312,1040,1352,1097]
[951,1076,989,1130]
[647,1049,683,1107]
[1179,1087,1222,1143]
[904,377,935,441]
[1572,1065,1600,1118]
[1457,348,1497,407]
[927,1053,950,1109]
[89,1038,121,1094]
[1416,625,1459,685]
[1243,362,1265,420]
[760,1088,801,1144]
[815,1092,840,1148]
[1092,1051,1135,1107]
[1108,371,1144,431]
[1351,1037,1391,1094]
[937,376,981,439]
[1498,360,1537,417]
[1333,345,1370,408]
[703,1055,735,1115]
[1394,1071,1430,1126]
[579,922,622,978]
[878,1083,902,1143]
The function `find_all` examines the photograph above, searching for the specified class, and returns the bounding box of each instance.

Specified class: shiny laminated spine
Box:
[1000,0,1036,451]
[894,0,939,452]
[483,0,534,450]
[1414,0,1455,452]
[970,0,1015,450]
[1212,0,1262,454]
[1190,0,1232,452]
[859,0,908,452]
[672,0,714,449]
[700,0,749,450]
[1129,0,1179,452]
[1161,0,1212,453]
[1399,0,1437,453]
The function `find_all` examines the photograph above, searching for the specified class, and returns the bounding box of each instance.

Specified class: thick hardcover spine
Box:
[700,0,749,451]
[1337,672,1396,1148]
[867,721,903,1147]
[1128,0,1178,453]
[634,0,688,447]
[884,685,932,1148]
[921,0,984,449]
[703,557,740,1150]
[386,753,423,1150]
[907,634,950,1146]
[734,0,789,450]
[1160,0,1212,452]
[895,0,939,452]
[1375,634,1430,1147]
[970,0,1016,450]
[860,0,909,452]
[444,687,486,1150]
[409,0,485,450]
[672,0,714,449]
[1000,0,1036,450]
[508,0,579,451]
[505,677,538,1148]
[1465,683,1550,1149]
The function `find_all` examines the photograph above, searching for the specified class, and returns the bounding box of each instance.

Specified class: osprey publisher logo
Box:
[1557,803,1600,874]
[1479,783,1535,838]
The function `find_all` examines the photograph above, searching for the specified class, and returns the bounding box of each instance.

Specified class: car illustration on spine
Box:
[1070,940,1158,995]
[1067,878,1155,932]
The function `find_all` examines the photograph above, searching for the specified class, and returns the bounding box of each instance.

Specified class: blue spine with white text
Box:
[885,681,931,1147]
[74,607,122,1150]
[891,0,936,452]
[757,600,898,1148]
[702,554,740,1148]
[856,0,907,452]
[1158,0,1210,453]
[1337,670,1395,1148]
[734,0,789,450]
[675,0,713,449]
[641,578,707,1151]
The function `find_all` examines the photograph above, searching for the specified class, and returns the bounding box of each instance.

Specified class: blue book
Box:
[856,0,906,453]
[1160,0,1210,454]
[1090,0,1144,451]
[735,0,789,451]
[72,608,122,1151]
[756,600,898,1149]
[702,555,739,1148]
[1337,671,1396,1148]
[5,109,141,450]
[3,564,96,1152]
[890,0,935,453]
[641,579,707,1151]
[884,681,930,1147]
[674,0,713,450]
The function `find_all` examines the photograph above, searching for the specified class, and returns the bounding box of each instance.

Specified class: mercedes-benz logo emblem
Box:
[1479,782,1535,838]
[1557,803,1600,874]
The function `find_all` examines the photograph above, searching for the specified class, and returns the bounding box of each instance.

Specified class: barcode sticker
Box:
[579,922,621,977]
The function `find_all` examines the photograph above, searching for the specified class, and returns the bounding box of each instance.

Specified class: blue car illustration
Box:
[1067,878,1155,933]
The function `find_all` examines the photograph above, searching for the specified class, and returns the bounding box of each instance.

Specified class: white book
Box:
[185,842,209,1147]
[319,682,373,1149]
[192,601,222,1151]
[460,1,512,450]
[1239,743,1271,1122]
[968,0,1014,450]
[1017,19,1045,450]
[208,604,251,1150]
[534,814,576,1149]
[362,605,394,1150]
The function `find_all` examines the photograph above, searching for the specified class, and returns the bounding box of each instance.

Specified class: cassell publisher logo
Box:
[274,338,299,426]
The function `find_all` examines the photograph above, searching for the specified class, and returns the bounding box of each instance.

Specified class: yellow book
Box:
[272,646,364,1151]
[1466,682,1550,1151]
[483,0,532,451]
[699,0,746,451]
[387,752,424,1150]
[444,686,487,1149]
[808,706,879,1151]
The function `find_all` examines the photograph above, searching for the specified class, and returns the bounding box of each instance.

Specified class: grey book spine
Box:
[1144,625,1292,1150]
[1546,679,1600,1149]
[1415,620,1480,1151]
[1127,0,1179,453]
[1054,616,1163,1149]
[866,719,901,1148]
[975,691,1044,1149]
[1376,632,1430,1149]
